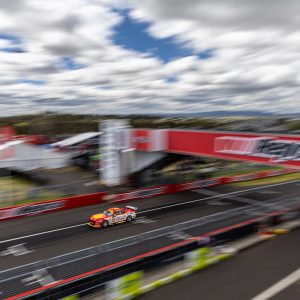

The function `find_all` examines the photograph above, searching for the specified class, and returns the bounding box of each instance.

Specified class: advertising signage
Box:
[168,130,300,168]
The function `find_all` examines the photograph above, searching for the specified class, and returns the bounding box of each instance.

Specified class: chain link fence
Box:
[0,175,105,208]
[2,196,299,282]
[2,196,300,299]
[135,162,283,188]
[0,160,289,208]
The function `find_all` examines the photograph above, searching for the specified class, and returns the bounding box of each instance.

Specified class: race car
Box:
[88,206,137,228]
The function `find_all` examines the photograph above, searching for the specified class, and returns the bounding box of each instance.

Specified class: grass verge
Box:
[0,177,64,208]
[230,172,300,187]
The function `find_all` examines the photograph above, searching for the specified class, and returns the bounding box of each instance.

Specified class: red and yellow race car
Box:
[88,206,137,228]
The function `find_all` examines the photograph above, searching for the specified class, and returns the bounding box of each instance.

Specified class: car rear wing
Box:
[126,206,138,211]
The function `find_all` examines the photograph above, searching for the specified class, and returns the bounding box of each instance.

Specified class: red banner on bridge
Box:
[167,130,300,168]
[130,129,167,152]
[130,129,300,168]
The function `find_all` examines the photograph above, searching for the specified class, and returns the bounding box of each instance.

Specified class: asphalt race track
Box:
[140,227,300,300]
[1,179,300,298]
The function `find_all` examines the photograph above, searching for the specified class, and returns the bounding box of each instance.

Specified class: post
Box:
[8,168,14,207]
[99,120,131,186]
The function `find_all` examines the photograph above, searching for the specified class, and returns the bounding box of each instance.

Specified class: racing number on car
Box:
[114,210,126,223]
[115,214,126,222]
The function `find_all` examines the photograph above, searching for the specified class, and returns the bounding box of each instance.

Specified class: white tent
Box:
[0,141,71,170]
[52,132,101,148]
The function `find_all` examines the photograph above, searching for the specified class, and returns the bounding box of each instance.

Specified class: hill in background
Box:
[0,111,298,137]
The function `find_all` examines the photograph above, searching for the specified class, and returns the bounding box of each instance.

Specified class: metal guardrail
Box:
[2,197,300,284]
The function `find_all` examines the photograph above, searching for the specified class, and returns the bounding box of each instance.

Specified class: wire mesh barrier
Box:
[134,163,285,188]
[0,166,295,214]
[0,206,244,279]
[0,177,106,208]
[2,197,300,299]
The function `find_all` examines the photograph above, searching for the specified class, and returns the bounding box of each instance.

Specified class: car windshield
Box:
[103,210,113,216]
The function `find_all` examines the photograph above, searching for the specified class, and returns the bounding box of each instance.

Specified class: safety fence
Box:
[134,163,283,188]
[0,192,105,221]
[3,197,300,300]
[0,177,104,208]
[110,169,295,203]
[0,168,296,222]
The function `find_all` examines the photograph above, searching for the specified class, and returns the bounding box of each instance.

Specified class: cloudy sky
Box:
[0,0,300,116]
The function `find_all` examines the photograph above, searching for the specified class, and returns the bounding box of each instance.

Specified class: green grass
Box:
[212,165,282,177]
[0,177,65,208]
[230,172,300,187]
[0,176,35,189]
[163,161,282,177]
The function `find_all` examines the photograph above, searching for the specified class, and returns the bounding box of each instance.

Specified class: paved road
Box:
[1,179,298,242]
[271,277,300,300]
[1,180,300,298]
[1,180,298,267]
[140,227,300,300]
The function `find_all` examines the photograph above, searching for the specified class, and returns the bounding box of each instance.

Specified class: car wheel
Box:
[102,220,109,228]
[126,215,132,222]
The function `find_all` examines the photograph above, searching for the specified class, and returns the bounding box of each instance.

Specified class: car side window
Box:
[116,210,122,215]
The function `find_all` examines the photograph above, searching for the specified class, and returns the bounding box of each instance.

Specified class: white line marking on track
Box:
[0,244,33,256]
[251,267,300,300]
[1,179,300,245]
[195,188,285,210]
[141,179,300,214]
[167,231,193,241]
[259,190,282,195]
[0,223,85,244]
[133,217,156,224]
[21,269,56,286]
[197,190,231,206]
[0,207,245,280]
[209,200,229,206]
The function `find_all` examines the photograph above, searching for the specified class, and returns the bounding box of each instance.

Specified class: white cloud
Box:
[0,0,300,116]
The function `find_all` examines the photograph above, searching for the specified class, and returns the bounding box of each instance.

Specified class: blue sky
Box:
[0,33,21,44]
[0,0,299,116]
[113,12,214,63]
[58,57,86,70]
[0,33,24,53]
[16,79,46,85]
